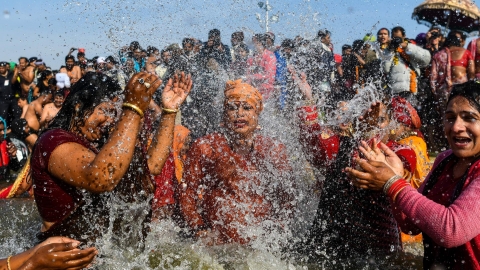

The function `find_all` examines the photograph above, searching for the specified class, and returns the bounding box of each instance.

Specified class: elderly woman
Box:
[347,81,480,269]
[179,80,293,245]
[31,71,192,244]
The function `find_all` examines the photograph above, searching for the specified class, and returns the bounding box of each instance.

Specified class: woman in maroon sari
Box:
[179,80,294,245]
[31,71,192,245]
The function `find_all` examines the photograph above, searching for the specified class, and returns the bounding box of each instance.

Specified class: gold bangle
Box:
[162,107,179,114]
[122,103,144,118]
[7,256,12,270]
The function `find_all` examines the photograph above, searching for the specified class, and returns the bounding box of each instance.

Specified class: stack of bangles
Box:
[383,175,409,202]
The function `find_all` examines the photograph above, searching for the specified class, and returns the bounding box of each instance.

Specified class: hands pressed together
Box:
[345,138,404,191]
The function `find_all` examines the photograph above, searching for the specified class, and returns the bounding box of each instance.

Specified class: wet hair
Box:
[48,77,57,87]
[447,81,480,113]
[449,30,467,41]
[40,70,53,81]
[130,41,140,50]
[235,43,250,54]
[146,46,158,56]
[209,29,221,38]
[18,57,28,63]
[182,38,195,48]
[391,26,406,37]
[65,55,75,63]
[54,90,65,98]
[231,31,244,41]
[317,29,331,38]
[377,28,390,36]
[342,44,352,51]
[281,39,295,49]
[443,31,462,47]
[45,72,120,135]
[352,40,365,53]
[253,33,267,47]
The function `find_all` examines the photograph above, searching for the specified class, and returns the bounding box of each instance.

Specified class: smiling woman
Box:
[30,71,192,245]
[346,81,480,269]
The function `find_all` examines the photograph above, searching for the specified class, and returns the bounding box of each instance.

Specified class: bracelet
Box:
[392,186,407,203]
[7,256,12,270]
[387,180,409,199]
[162,107,179,114]
[122,103,144,118]
[382,175,402,194]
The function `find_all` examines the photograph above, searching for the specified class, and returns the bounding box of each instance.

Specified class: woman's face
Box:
[377,29,390,45]
[444,96,480,159]
[79,101,117,142]
[224,100,259,138]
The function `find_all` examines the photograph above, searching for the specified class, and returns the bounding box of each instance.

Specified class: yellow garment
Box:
[399,135,430,245]
[172,125,190,183]
[399,135,431,189]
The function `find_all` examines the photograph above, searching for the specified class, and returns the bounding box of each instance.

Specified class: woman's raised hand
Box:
[346,141,404,191]
[125,72,163,111]
[288,66,313,100]
[358,101,382,126]
[358,139,404,176]
[161,72,193,110]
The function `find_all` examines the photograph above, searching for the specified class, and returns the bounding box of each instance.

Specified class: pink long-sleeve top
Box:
[393,150,480,269]
[246,49,277,100]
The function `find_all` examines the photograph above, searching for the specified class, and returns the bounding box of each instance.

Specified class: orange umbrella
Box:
[412,0,480,33]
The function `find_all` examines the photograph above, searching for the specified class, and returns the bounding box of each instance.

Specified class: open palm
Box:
[162,72,193,110]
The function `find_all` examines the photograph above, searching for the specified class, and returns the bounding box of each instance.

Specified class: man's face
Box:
[106,62,115,70]
[54,95,64,108]
[17,98,27,108]
[125,61,134,71]
[321,34,331,45]
[19,59,27,70]
[66,59,75,69]
[133,50,142,60]
[343,48,352,55]
[97,63,106,71]
[282,47,292,57]
[392,30,404,39]
[162,51,171,64]
[184,43,194,54]
[231,37,240,47]
[37,64,46,72]
[266,38,274,48]
[0,66,6,75]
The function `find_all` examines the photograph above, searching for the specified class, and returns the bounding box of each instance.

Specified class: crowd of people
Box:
[1,24,480,269]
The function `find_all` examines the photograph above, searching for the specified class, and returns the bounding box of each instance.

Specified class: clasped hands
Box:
[345,138,404,191]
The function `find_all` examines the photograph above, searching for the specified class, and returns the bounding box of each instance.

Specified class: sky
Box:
[0,0,473,68]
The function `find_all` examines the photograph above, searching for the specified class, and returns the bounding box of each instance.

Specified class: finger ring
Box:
[138,78,145,84]
[144,82,151,89]
[370,151,376,155]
